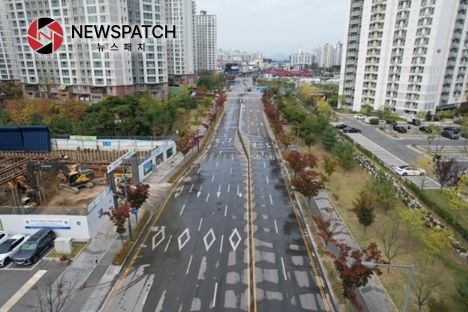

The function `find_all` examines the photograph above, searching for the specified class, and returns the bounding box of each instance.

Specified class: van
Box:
[406,116,421,125]
[12,229,56,265]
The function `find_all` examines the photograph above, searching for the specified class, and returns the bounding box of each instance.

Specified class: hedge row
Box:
[404,180,468,241]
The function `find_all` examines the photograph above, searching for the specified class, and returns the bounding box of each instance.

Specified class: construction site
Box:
[0,149,146,215]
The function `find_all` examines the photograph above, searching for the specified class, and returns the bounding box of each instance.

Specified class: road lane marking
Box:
[212,174,215,182]
[224,205,228,217]
[203,229,216,251]
[220,234,224,253]
[197,167,201,174]
[212,282,218,308]
[216,160,219,167]
[179,204,186,216]
[206,193,210,202]
[1,269,47,311]
[263,161,266,168]
[197,185,203,198]
[178,228,190,251]
[198,218,203,232]
[227,184,230,193]
[155,290,166,312]
[189,184,194,193]
[230,167,233,174]
[152,227,166,250]
[164,235,172,252]
[217,185,221,198]
[186,255,193,275]
[274,220,279,234]
[281,257,287,280]
[269,194,273,205]
[266,176,269,184]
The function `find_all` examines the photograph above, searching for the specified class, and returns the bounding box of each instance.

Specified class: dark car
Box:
[335,123,348,129]
[442,126,460,134]
[441,129,459,140]
[419,125,432,133]
[342,127,361,133]
[393,125,408,133]
[12,229,56,265]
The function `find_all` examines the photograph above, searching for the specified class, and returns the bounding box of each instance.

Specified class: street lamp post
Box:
[362,261,415,312]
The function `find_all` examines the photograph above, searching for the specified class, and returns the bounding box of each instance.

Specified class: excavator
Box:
[25,161,95,198]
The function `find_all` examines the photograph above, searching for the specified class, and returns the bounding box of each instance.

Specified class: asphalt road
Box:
[104,84,249,311]
[103,79,329,312]
[240,88,326,311]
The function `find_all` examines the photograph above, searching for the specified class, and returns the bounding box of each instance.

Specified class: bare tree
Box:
[413,268,441,312]
[376,221,404,272]
[26,274,78,312]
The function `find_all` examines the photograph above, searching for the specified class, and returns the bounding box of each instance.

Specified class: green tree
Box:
[352,192,376,233]
[332,141,356,170]
[28,112,44,125]
[366,170,397,214]
[48,116,74,136]
[321,126,337,151]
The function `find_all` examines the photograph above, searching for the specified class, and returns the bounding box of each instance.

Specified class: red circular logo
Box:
[27,17,63,54]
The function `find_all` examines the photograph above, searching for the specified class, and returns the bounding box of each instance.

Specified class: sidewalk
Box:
[59,152,185,312]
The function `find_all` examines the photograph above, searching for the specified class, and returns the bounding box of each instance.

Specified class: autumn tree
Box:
[366,170,397,214]
[313,212,340,246]
[333,242,384,311]
[123,183,150,223]
[414,156,433,189]
[323,156,339,179]
[285,151,303,176]
[104,203,131,245]
[434,157,461,188]
[292,169,324,208]
[352,192,376,233]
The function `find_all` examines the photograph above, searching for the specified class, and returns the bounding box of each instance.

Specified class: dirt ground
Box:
[46,184,106,208]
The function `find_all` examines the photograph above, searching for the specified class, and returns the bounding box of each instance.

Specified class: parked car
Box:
[342,126,362,133]
[442,126,460,134]
[0,234,29,266]
[0,232,9,246]
[406,116,421,125]
[13,229,56,265]
[353,114,366,120]
[393,125,408,133]
[441,129,459,140]
[394,165,425,176]
[335,123,348,129]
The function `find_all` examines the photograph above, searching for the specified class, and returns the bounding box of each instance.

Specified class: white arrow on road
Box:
[197,185,203,198]
[217,185,221,198]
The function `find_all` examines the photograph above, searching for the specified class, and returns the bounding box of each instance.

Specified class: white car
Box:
[394,165,425,176]
[353,114,366,120]
[0,232,9,246]
[0,234,29,266]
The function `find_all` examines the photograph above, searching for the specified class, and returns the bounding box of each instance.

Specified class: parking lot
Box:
[0,252,66,311]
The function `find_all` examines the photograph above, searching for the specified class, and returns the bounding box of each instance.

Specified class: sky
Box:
[195,0,347,57]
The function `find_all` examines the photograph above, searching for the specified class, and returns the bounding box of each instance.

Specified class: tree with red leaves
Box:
[264,104,279,120]
[313,214,340,246]
[104,203,131,245]
[286,151,303,176]
[333,242,384,311]
[215,92,227,107]
[177,135,194,156]
[123,183,150,224]
[292,169,324,208]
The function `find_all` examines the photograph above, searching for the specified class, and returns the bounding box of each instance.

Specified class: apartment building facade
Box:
[339,0,468,115]
[165,0,196,86]
[196,10,216,72]
[0,0,191,102]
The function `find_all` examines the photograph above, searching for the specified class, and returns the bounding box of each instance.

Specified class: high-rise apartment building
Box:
[0,0,193,102]
[289,49,314,69]
[196,10,217,71]
[165,0,196,86]
[339,0,468,115]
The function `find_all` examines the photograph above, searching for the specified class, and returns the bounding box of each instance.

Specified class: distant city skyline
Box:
[195,0,346,57]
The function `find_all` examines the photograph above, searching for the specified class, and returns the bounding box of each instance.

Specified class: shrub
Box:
[369,118,380,125]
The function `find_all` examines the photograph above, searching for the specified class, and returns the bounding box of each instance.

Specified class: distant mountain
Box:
[268,53,289,62]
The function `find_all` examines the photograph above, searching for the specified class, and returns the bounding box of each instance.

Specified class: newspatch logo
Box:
[27,17,63,54]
